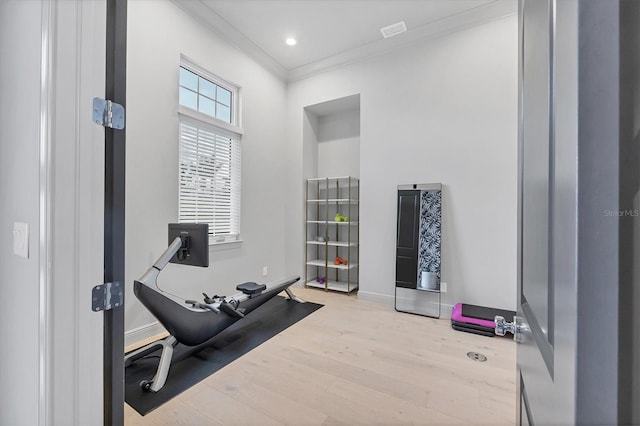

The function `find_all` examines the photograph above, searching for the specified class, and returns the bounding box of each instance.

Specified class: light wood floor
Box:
[125,288,517,425]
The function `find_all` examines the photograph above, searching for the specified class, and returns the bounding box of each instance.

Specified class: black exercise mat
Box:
[125,296,322,415]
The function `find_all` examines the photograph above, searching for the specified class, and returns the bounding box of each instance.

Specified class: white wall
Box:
[0,2,42,423]
[316,109,361,178]
[285,16,518,312]
[126,1,288,338]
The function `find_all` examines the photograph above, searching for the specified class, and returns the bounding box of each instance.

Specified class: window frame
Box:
[179,55,241,129]
[178,56,243,245]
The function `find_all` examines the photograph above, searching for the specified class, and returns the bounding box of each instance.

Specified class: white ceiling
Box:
[173,0,517,81]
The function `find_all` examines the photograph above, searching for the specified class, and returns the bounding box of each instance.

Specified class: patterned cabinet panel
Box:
[419,190,442,286]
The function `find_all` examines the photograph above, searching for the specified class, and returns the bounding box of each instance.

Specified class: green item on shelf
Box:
[334,213,349,222]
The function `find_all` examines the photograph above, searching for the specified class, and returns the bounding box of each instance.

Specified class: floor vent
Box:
[467,351,487,362]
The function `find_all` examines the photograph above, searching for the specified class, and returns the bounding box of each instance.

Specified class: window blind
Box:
[178,118,241,242]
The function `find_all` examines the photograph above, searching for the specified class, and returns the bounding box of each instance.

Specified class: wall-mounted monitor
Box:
[168,223,209,267]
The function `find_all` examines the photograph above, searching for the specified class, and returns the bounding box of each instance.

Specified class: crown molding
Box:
[170,0,288,80]
[171,0,517,83]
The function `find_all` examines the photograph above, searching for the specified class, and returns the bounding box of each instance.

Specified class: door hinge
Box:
[92,282,123,312]
[93,97,125,129]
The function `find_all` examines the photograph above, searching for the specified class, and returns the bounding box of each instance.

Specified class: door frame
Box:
[103,0,127,424]
[38,0,110,423]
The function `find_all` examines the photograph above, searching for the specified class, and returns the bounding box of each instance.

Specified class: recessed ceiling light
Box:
[380,21,407,39]
[285,37,297,46]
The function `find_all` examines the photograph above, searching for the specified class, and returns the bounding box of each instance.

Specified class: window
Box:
[178,60,242,244]
[179,67,233,123]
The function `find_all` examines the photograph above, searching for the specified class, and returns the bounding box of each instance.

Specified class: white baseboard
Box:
[356,290,395,307]
[125,321,167,348]
[440,303,454,319]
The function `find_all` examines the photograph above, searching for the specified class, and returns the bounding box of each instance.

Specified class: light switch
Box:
[13,222,29,259]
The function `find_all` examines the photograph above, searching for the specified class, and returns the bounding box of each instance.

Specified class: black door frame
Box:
[104,0,127,424]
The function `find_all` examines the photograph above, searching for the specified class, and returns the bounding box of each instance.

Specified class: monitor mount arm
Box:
[138,236,183,290]
[136,236,223,314]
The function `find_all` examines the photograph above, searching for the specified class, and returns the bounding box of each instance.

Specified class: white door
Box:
[48,1,107,424]
[517,0,564,423]
[517,1,628,424]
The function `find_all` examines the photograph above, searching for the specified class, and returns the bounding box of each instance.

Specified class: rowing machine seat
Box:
[236,281,266,295]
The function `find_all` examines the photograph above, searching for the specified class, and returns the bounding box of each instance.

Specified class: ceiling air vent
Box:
[380,21,407,39]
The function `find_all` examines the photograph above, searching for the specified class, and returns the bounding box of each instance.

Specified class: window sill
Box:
[210,239,243,251]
